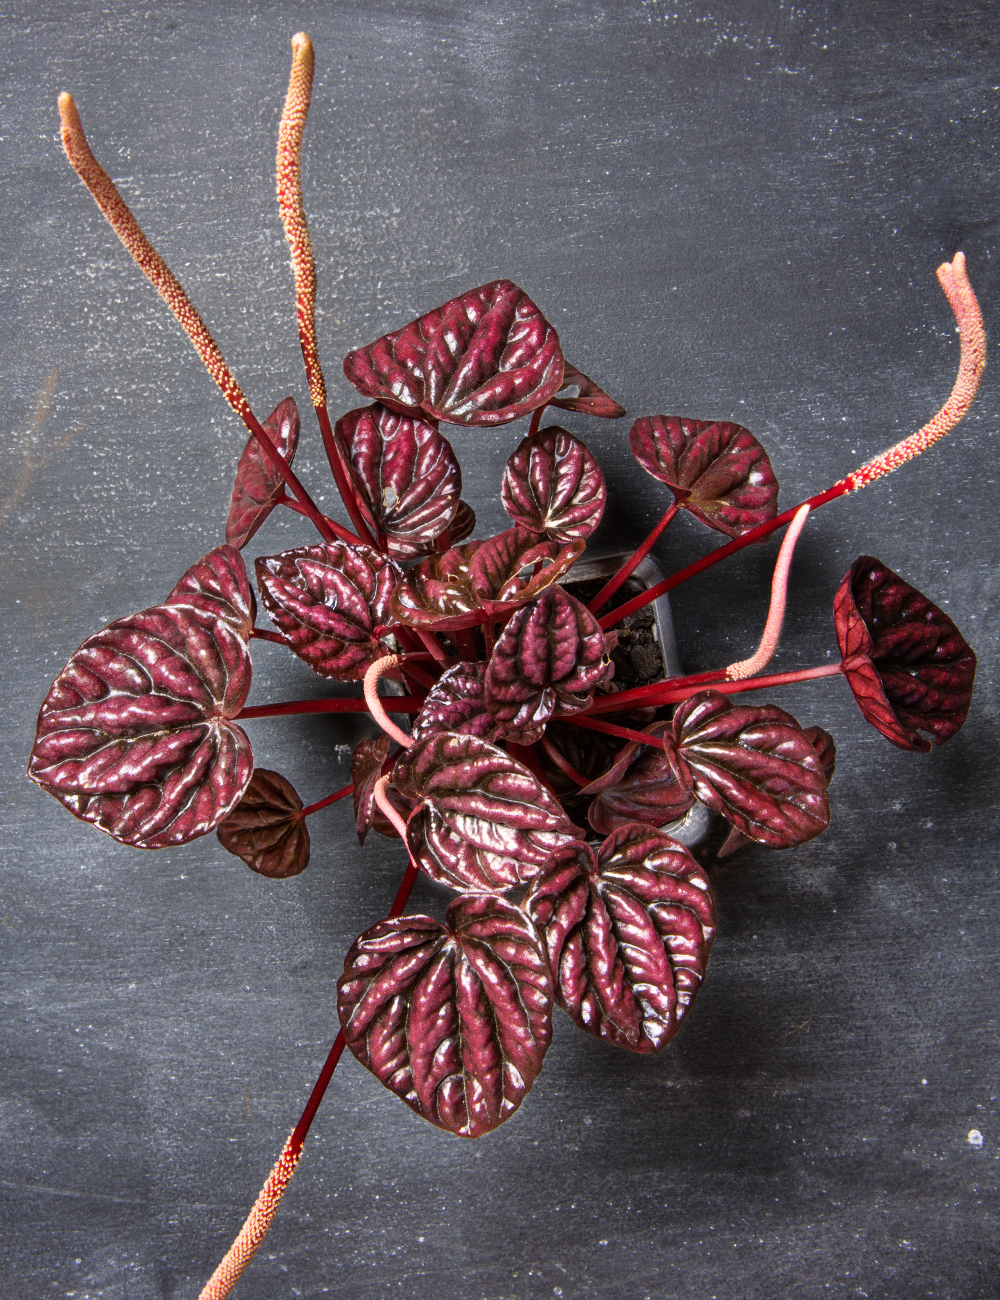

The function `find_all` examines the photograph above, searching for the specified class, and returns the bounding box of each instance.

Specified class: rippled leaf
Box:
[485,587,613,743]
[580,721,695,835]
[216,768,309,877]
[343,280,564,427]
[394,732,583,891]
[256,541,401,681]
[165,543,254,641]
[834,557,976,753]
[225,396,300,549]
[803,725,836,785]
[500,427,606,542]
[629,415,778,537]
[338,893,552,1136]
[411,662,500,744]
[549,361,626,419]
[334,403,461,558]
[29,603,253,848]
[527,825,715,1052]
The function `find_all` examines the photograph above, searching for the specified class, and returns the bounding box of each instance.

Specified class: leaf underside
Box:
[225,396,300,549]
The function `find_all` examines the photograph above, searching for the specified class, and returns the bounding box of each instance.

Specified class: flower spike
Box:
[726,504,811,681]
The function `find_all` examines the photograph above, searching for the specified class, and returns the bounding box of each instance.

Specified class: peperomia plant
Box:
[30,32,985,1300]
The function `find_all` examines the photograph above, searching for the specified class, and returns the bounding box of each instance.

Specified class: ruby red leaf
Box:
[549,361,626,419]
[673,690,830,848]
[216,768,309,878]
[343,280,565,427]
[485,587,614,744]
[500,427,606,542]
[334,403,461,558]
[225,396,300,549]
[581,722,696,836]
[411,662,500,745]
[256,541,401,681]
[447,500,476,545]
[165,543,254,642]
[394,732,583,892]
[803,725,837,785]
[338,893,553,1137]
[629,416,778,537]
[834,557,976,753]
[28,603,253,848]
[527,825,715,1053]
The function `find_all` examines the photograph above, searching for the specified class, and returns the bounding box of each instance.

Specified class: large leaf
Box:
[672,691,829,848]
[580,721,696,836]
[548,361,626,419]
[165,543,254,642]
[500,427,606,542]
[834,556,976,753]
[527,826,715,1053]
[338,893,553,1137]
[343,280,565,427]
[485,587,613,743]
[255,541,401,681]
[28,603,253,848]
[390,527,583,632]
[411,662,500,744]
[216,768,309,878]
[334,403,461,558]
[225,396,300,549]
[629,415,778,537]
[394,732,583,891]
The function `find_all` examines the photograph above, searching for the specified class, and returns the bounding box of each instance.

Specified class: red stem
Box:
[539,735,588,787]
[566,716,667,749]
[527,403,548,438]
[587,661,844,715]
[300,782,353,817]
[277,491,360,545]
[250,628,285,644]
[588,501,681,613]
[237,696,423,720]
[315,404,379,547]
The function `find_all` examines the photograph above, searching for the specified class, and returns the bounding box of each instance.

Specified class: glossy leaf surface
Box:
[343,280,565,427]
[581,721,696,835]
[338,893,552,1137]
[256,542,401,681]
[29,603,252,848]
[225,396,300,549]
[629,416,778,537]
[673,690,829,848]
[803,725,837,785]
[165,543,254,642]
[334,403,461,558]
[411,662,500,744]
[549,361,626,419]
[500,427,606,542]
[834,557,976,753]
[216,768,309,878]
[485,587,613,743]
[447,500,476,545]
[395,732,582,891]
[527,826,715,1052]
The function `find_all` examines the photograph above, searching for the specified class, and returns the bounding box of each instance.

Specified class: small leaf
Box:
[411,662,500,744]
[334,403,461,558]
[527,826,715,1053]
[672,690,829,848]
[834,557,976,753]
[29,603,253,848]
[225,396,300,548]
[549,361,626,419]
[394,732,583,892]
[256,541,402,681]
[343,280,565,427]
[500,427,606,542]
[803,725,836,784]
[447,500,476,545]
[485,587,614,744]
[629,415,779,537]
[165,543,254,641]
[350,735,412,843]
[581,721,696,836]
[216,768,309,878]
[338,893,553,1137]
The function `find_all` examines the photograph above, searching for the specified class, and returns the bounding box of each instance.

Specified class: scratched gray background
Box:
[2,1,999,1297]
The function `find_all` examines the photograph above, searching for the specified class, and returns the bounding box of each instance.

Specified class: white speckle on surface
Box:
[967,1129,983,1148]
[922,1079,928,1085]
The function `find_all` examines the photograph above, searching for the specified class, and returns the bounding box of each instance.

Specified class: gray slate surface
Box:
[2,2,998,1298]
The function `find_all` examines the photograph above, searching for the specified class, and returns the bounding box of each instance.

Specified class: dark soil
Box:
[562,575,666,688]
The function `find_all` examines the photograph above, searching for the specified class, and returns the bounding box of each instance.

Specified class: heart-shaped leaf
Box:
[629,416,779,537]
[548,361,626,419]
[527,825,715,1053]
[834,557,976,753]
[216,768,309,878]
[580,721,696,836]
[411,662,500,744]
[394,732,583,891]
[672,690,829,848]
[485,587,613,743]
[390,528,583,631]
[343,280,565,427]
[338,893,553,1137]
[256,541,401,681]
[225,396,300,549]
[500,427,606,542]
[334,403,461,558]
[29,603,253,848]
[165,543,254,641]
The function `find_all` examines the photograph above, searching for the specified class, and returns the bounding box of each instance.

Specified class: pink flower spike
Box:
[364,654,413,748]
[725,504,811,681]
[373,774,411,840]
